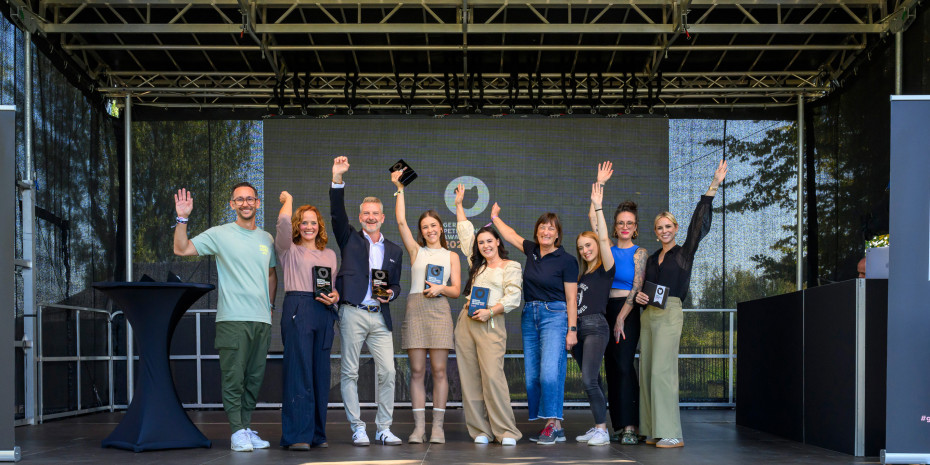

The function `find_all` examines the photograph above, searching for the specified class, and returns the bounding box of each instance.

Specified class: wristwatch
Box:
[569,326,577,332]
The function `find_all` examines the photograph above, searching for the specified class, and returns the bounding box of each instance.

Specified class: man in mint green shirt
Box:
[174,181,278,452]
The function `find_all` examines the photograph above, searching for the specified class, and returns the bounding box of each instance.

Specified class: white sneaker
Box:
[474,434,490,444]
[246,428,270,449]
[575,427,598,443]
[352,428,370,446]
[587,428,610,446]
[501,437,517,446]
[376,429,402,446]
[656,437,684,448]
[230,429,253,452]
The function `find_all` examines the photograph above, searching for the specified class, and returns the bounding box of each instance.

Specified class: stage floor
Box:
[15,408,878,464]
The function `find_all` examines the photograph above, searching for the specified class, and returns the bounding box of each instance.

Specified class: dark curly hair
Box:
[612,200,639,240]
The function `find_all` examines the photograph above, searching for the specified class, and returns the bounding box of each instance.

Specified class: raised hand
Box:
[713,159,729,186]
[491,202,501,218]
[596,161,614,185]
[391,168,405,188]
[454,183,465,206]
[332,156,350,182]
[279,191,292,204]
[591,182,603,210]
[175,188,193,218]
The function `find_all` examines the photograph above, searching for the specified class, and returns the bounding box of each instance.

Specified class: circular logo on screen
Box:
[445,176,490,218]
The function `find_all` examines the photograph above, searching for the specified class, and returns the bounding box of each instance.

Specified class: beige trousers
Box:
[338,304,396,432]
[454,308,522,442]
[639,296,684,439]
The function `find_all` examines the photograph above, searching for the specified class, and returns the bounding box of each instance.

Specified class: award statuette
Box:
[371,269,391,299]
[468,287,490,317]
[389,159,418,186]
[313,266,333,296]
[642,280,668,309]
[425,264,444,291]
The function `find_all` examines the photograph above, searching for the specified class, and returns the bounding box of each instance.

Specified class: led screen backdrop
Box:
[264,118,669,352]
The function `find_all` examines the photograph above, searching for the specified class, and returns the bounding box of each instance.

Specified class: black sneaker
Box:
[528,427,566,442]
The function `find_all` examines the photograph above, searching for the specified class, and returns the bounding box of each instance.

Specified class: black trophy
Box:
[372,269,390,299]
[313,266,332,296]
[389,159,418,186]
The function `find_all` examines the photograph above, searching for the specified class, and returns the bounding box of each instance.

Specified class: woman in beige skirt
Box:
[391,169,462,444]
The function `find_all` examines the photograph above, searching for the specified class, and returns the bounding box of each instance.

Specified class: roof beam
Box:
[43,23,884,34]
[39,0,885,6]
[64,43,866,51]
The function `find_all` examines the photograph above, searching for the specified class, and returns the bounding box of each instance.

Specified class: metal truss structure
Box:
[4,0,919,112]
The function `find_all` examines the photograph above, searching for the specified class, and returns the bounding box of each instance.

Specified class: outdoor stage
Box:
[16,409,875,465]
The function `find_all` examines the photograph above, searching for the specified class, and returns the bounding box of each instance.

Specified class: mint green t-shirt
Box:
[191,222,277,324]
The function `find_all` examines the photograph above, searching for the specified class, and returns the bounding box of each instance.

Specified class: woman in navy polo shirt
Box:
[492,203,579,445]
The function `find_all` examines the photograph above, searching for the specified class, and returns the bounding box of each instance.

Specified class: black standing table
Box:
[93,281,215,452]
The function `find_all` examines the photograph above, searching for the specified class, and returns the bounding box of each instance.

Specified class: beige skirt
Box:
[401,292,454,350]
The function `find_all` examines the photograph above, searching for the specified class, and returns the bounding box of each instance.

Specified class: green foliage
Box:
[132,121,257,264]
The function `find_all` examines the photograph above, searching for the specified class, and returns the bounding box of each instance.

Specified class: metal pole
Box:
[124,94,134,402]
[796,96,804,291]
[23,32,31,182]
[895,31,903,95]
[22,29,37,427]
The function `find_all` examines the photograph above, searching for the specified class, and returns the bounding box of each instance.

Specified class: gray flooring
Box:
[15,408,880,464]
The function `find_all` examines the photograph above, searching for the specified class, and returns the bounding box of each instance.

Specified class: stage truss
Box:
[3,0,918,112]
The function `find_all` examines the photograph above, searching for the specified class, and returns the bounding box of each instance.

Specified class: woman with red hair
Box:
[275,191,340,451]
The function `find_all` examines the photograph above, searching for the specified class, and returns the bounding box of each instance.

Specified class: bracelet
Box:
[394,189,404,197]
[709,186,719,192]
[491,215,499,220]
[176,216,189,224]
[595,208,603,212]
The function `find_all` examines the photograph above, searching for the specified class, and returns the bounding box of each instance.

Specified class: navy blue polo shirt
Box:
[522,239,579,302]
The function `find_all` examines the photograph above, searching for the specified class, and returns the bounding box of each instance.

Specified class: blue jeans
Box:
[522,300,569,421]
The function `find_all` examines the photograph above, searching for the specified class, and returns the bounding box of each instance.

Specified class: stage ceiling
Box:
[2,0,917,113]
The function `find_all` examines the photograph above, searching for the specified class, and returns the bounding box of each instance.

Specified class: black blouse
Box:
[644,195,714,300]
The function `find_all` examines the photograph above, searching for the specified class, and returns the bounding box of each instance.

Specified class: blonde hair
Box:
[653,211,678,229]
[359,196,383,213]
[575,231,603,277]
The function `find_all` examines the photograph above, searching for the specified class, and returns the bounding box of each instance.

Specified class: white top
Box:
[457,220,523,313]
[361,230,386,306]
[409,246,453,294]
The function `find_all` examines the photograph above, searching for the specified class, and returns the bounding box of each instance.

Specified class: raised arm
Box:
[490,203,525,253]
[591,161,614,233]
[591,182,614,271]
[392,169,419,258]
[173,188,198,256]
[454,184,467,222]
[681,159,728,260]
[329,157,353,248]
[278,190,293,218]
[275,191,294,255]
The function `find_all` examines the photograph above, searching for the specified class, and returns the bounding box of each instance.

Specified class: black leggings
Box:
[570,314,610,425]
[604,297,641,430]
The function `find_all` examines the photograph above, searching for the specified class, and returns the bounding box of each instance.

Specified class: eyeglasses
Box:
[615,221,637,228]
[232,197,258,205]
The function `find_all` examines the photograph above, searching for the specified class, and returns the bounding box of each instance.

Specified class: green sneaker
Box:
[621,430,639,445]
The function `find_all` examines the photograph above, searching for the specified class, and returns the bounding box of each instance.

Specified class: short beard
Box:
[362,221,382,234]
